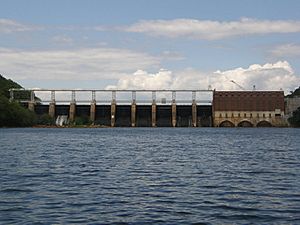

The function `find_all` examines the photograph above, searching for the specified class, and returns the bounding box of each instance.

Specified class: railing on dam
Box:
[9,89,213,127]
[9,89,213,105]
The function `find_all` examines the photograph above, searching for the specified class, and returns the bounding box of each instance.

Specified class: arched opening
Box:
[219,120,235,127]
[237,120,253,127]
[257,121,272,127]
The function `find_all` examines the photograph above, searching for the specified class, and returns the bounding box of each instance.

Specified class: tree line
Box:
[0,74,38,127]
[286,86,300,127]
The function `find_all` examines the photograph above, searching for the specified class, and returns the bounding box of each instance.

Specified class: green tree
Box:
[0,95,36,127]
[73,116,91,125]
[36,114,55,126]
[0,74,37,127]
[288,107,300,127]
[0,74,22,98]
[286,86,300,98]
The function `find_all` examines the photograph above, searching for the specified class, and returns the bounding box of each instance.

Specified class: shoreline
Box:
[32,125,111,128]
[0,125,295,128]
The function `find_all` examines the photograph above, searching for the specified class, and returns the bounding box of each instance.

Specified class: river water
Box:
[0,128,299,224]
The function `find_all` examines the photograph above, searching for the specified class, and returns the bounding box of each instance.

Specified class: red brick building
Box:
[212,91,285,127]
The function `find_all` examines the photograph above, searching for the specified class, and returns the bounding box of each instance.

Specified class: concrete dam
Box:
[34,104,212,127]
[10,89,286,127]
[13,89,213,127]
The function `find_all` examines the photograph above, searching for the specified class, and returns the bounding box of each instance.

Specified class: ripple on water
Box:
[0,128,300,224]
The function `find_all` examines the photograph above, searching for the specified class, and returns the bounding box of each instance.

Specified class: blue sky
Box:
[0,0,300,92]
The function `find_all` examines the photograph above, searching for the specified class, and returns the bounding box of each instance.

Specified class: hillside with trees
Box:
[286,86,300,98]
[0,74,22,98]
[286,86,300,127]
[288,107,300,127]
[0,74,36,127]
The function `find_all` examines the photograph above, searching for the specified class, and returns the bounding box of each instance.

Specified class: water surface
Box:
[0,128,299,224]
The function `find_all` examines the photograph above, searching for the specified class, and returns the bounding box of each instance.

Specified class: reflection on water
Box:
[0,128,299,224]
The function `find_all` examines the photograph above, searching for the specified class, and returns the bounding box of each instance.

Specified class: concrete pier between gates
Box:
[90,102,96,123]
[172,103,176,127]
[151,103,156,127]
[131,102,136,127]
[192,101,197,127]
[111,101,116,127]
[69,103,76,122]
[49,102,55,118]
[28,102,35,112]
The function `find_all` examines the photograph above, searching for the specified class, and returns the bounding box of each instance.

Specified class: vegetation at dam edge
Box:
[288,107,300,127]
[0,74,95,127]
[0,75,36,127]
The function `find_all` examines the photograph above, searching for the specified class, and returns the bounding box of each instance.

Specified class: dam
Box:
[11,89,213,127]
[9,89,286,127]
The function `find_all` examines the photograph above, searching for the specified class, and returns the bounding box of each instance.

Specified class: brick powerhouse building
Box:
[213,91,285,127]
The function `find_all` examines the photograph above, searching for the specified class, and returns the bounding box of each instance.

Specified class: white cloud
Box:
[125,18,300,40]
[1,47,298,93]
[108,61,299,93]
[212,61,297,92]
[160,51,185,61]
[52,35,73,45]
[0,18,40,33]
[0,47,160,81]
[106,69,173,90]
[270,43,300,57]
